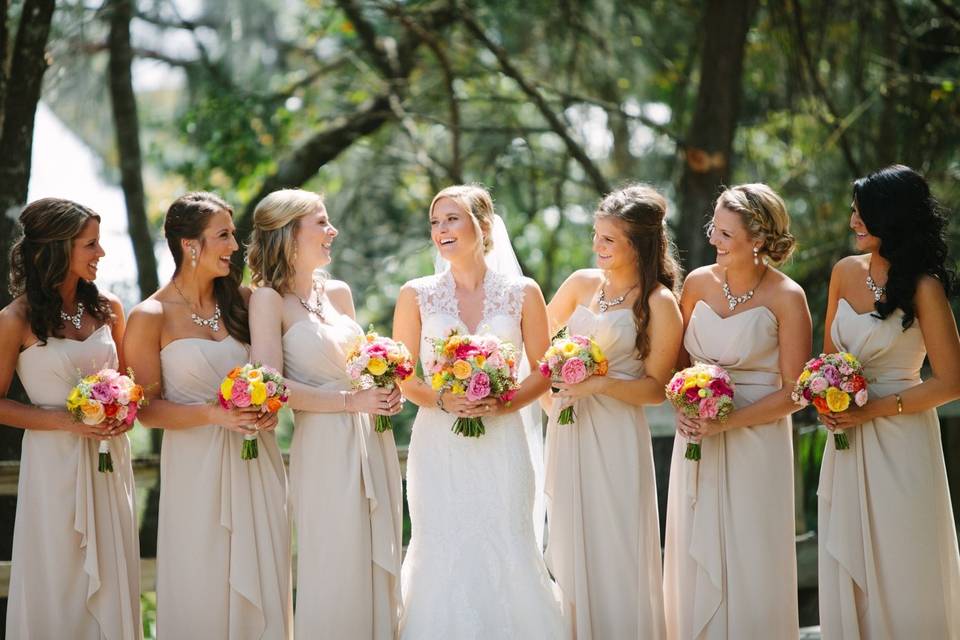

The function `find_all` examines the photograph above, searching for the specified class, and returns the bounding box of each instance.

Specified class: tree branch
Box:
[460,9,610,195]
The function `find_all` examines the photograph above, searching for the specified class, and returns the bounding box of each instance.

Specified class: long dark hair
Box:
[854,165,954,329]
[164,192,250,344]
[595,185,682,358]
[8,198,113,345]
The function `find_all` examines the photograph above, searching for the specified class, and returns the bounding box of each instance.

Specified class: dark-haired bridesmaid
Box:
[0,198,141,639]
[544,184,682,639]
[818,165,960,638]
[124,192,292,638]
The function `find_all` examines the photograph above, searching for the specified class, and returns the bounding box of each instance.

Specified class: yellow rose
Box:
[80,399,105,425]
[250,381,267,405]
[83,374,98,385]
[561,341,579,356]
[66,387,83,410]
[431,373,446,391]
[247,369,263,382]
[681,378,698,392]
[842,353,857,364]
[368,358,388,376]
[798,370,811,383]
[220,377,235,400]
[452,359,473,380]
[695,373,711,387]
[451,381,466,395]
[825,387,851,412]
[474,355,486,367]
[590,342,606,363]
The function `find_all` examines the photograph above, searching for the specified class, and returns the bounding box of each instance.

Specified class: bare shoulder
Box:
[249,285,283,306]
[832,254,868,277]
[325,278,354,304]
[0,296,29,335]
[915,273,950,305]
[238,285,253,306]
[648,284,681,313]
[766,269,809,314]
[681,265,717,296]
[126,297,165,331]
[100,290,125,318]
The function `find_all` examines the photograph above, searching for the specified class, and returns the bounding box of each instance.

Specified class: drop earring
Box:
[190,247,198,268]
[753,247,760,265]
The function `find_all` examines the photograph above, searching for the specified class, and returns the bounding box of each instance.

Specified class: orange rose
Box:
[596,360,609,376]
[130,385,143,403]
[813,396,830,414]
[227,366,242,380]
[266,397,284,413]
[104,403,119,418]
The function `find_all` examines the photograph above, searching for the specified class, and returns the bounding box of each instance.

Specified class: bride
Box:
[393,185,567,638]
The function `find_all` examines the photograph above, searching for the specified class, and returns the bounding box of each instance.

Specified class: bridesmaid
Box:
[247,189,404,639]
[124,192,292,639]
[544,185,682,639]
[817,165,960,637]
[0,198,141,639]
[663,184,810,639]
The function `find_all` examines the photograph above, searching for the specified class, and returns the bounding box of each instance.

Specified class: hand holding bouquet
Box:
[665,363,736,461]
[346,328,414,432]
[218,363,289,460]
[538,333,608,425]
[66,368,145,472]
[791,352,867,451]
[429,330,519,437]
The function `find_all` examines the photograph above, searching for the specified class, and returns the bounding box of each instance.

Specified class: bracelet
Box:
[895,393,903,415]
[436,391,449,413]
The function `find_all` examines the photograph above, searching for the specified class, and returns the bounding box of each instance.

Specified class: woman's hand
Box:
[349,387,404,416]
[253,408,280,433]
[818,402,877,431]
[62,412,113,439]
[100,416,134,438]
[676,412,728,439]
[208,405,261,434]
[440,391,497,418]
[551,376,606,406]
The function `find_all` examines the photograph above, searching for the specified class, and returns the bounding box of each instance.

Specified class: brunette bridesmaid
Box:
[663,184,809,639]
[544,185,682,639]
[817,165,960,638]
[0,198,141,639]
[124,192,292,639]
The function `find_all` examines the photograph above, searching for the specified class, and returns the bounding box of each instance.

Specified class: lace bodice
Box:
[409,269,526,372]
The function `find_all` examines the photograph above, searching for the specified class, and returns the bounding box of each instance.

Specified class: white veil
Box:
[434,214,548,547]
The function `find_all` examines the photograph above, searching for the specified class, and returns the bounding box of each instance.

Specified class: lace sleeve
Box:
[485,271,526,322]
[410,273,458,320]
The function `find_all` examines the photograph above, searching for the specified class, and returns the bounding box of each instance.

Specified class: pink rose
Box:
[709,379,733,398]
[699,396,720,419]
[500,388,517,404]
[685,386,700,403]
[802,387,813,402]
[560,358,588,384]
[455,343,481,359]
[840,381,855,393]
[124,403,138,425]
[539,362,552,378]
[231,379,252,408]
[821,365,840,386]
[266,380,277,396]
[668,376,684,393]
[466,371,491,401]
[854,389,868,407]
[91,381,118,404]
[810,376,828,394]
[571,335,590,349]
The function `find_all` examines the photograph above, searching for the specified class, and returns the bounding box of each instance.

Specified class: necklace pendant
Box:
[728,299,737,311]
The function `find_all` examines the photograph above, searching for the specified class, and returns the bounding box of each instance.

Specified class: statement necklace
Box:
[172,279,221,332]
[722,267,767,312]
[60,302,85,330]
[866,260,886,302]
[598,281,637,313]
[297,279,326,321]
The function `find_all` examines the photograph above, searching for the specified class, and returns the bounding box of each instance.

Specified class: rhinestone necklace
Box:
[598,281,637,313]
[722,267,767,312]
[60,302,85,330]
[866,260,886,302]
[172,279,221,332]
[297,279,326,321]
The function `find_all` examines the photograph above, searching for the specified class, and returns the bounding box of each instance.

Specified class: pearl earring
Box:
[753,247,760,265]
[190,247,198,268]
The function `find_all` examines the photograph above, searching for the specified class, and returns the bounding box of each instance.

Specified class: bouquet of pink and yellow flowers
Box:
[429,330,519,437]
[791,352,867,451]
[665,363,736,461]
[217,363,289,460]
[538,333,608,425]
[66,368,145,472]
[346,328,414,432]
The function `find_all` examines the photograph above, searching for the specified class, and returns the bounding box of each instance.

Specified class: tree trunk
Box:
[675,0,758,270]
[107,0,159,300]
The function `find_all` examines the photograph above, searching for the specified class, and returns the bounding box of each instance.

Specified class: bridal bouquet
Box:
[346,328,414,432]
[430,330,520,437]
[665,363,736,461]
[217,363,289,460]
[537,332,608,425]
[66,368,145,473]
[792,352,867,451]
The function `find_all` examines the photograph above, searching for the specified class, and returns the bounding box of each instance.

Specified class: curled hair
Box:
[8,198,113,345]
[854,164,954,329]
[595,184,682,359]
[247,189,325,294]
[717,184,796,265]
[164,192,249,344]
[429,184,495,254]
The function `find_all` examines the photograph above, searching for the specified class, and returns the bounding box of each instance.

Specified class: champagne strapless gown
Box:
[282,315,403,639]
[818,299,960,638]
[7,324,141,640]
[663,301,798,639]
[156,336,292,639]
[545,306,665,639]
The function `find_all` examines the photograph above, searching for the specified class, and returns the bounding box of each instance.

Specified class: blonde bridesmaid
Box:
[663,184,809,639]
[0,199,141,639]
[124,192,292,639]
[544,185,682,639]
[247,189,403,639]
[817,165,960,638]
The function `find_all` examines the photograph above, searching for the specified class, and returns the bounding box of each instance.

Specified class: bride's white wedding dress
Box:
[400,268,566,639]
